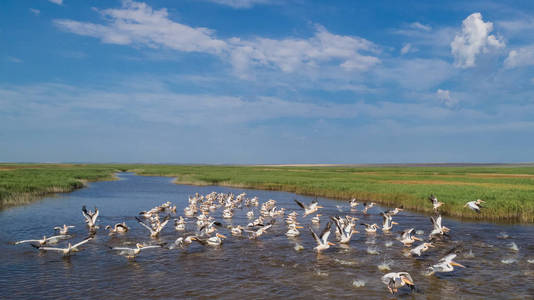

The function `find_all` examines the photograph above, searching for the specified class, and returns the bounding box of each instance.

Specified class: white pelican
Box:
[174,217,186,231]
[399,228,422,246]
[228,225,244,236]
[385,206,403,216]
[428,253,465,275]
[362,202,375,214]
[410,242,434,256]
[381,212,398,232]
[309,222,335,252]
[194,233,227,246]
[331,216,358,244]
[105,222,129,234]
[361,223,379,233]
[170,235,198,249]
[246,223,273,239]
[285,223,303,237]
[428,194,443,211]
[381,272,415,295]
[294,199,323,217]
[429,214,450,239]
[311,214,321,224]
[82,205,99,229]
[246,211,254,219]
[111,243,162,258]
[54,224,75,235]
[135,215,169,238]
[349,198,359,208]
[464,199,485,213]
[15,235,71,246]
[33,237,93,256]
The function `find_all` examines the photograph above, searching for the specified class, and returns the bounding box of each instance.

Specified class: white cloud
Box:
[54,1,380,76]
[451,13,505,68]
[409,22,431,31]
[229,25,380,75]
[504,46,534,68]
[54,1,227,54]
[205,0,272,8]
[436,89,458,107]
[400,43,416,55]
[48,0,63,5]
[29,8,40,15]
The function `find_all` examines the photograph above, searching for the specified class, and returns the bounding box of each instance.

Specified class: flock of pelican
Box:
[13,193,488,295]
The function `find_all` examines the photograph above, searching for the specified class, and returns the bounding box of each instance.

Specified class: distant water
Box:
[1,173,533,299]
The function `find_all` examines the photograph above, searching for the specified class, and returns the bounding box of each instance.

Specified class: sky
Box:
[1,0,534,164]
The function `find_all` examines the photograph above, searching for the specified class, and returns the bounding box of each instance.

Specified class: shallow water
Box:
[1,173,533,299]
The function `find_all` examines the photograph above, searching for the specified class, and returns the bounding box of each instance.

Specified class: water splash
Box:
[527,259,534,264]
[377,260,392,271]
[334,258,357,266]
[501,258,517,264]
[352,279,366,288]
[508,242,519,251]
[384,241,393,247]
[293,243,304,251]
[497,232,509,239]
[464,249,475,258]
[367,246,380,255]
[416,230,424,235]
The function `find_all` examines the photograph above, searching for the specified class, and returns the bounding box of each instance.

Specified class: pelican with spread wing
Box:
[309,221,335,252]
[32,237,93,256]
[294,199,323,217]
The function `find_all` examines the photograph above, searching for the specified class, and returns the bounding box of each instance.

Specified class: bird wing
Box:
[320,222,332,243]
[309,227,321,245]
[91,208,99,224]
[46,235,72,243]
[72,237,93,248]
[135,217,155,234]
[440,253,457,263]
[38,246,66,252]
[428,195,437,205]
[15,239,40,244]
[294,199,306,209]
[140,245,161,250]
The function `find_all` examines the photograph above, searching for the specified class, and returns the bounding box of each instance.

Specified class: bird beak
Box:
[414,237,422,241]
[428,244,435,247]
[217,233,227,239]
[392,222,399,225]
[451,261,466,268]
[316,214,322,216]
[317,206,324,208]
[296,226,304,229]
[401,277,414,286]
[328,242,336,246]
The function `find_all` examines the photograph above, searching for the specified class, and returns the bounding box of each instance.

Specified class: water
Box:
[1,173,533,299]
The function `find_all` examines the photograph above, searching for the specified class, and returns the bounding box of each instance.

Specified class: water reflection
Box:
[0,173,533,299]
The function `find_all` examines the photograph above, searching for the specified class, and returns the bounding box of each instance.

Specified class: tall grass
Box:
[2,163,534,222]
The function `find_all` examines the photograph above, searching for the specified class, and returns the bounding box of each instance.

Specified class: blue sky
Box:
[1,0,533,163]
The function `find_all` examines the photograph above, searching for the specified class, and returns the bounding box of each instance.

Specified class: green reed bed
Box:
[131,165,534,223]
[0,164,118,208]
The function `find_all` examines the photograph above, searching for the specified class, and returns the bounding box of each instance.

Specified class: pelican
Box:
[331,216,358,244]
[311,214,321,224]
[228,225,244,236]
[428,253,465,275]
[464,199,485,213]
[246,223,273,239]
[174,217,186,231]
[309,221,335,252]
[195,233,227,246]
[54,224,75,235]
[285,223,303,237]
[135,215,169,237]
[385,206,403,216]
[15,235,71,246]
[246,211,254,219]
[105,222,129,234]
[429,214,450,239]
[428,194,443,211]
[82,205,99,229]
[111,243,162,258]
[349,198,359,208]
[381,272,415,295]
[170,235,198,249]
[32,237,93,256]
[410,242,434,256]
[381,212,398,232]
[399,228,422,246]
[362,202,375,214]
[361,223,379,233]
[294,199,323,217]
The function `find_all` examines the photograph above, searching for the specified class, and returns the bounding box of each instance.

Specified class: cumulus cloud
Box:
[29,8,40,15]
[54,1,380,76]
[49,0,63,5]
[205,0,272,8]
[436,89,458,107]
[451,13,505,68]
[504,46,534,68]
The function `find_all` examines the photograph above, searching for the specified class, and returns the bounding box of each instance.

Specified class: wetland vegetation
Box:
[1,163,534,222]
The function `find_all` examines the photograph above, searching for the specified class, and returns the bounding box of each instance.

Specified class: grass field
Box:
[1,163,533,222]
